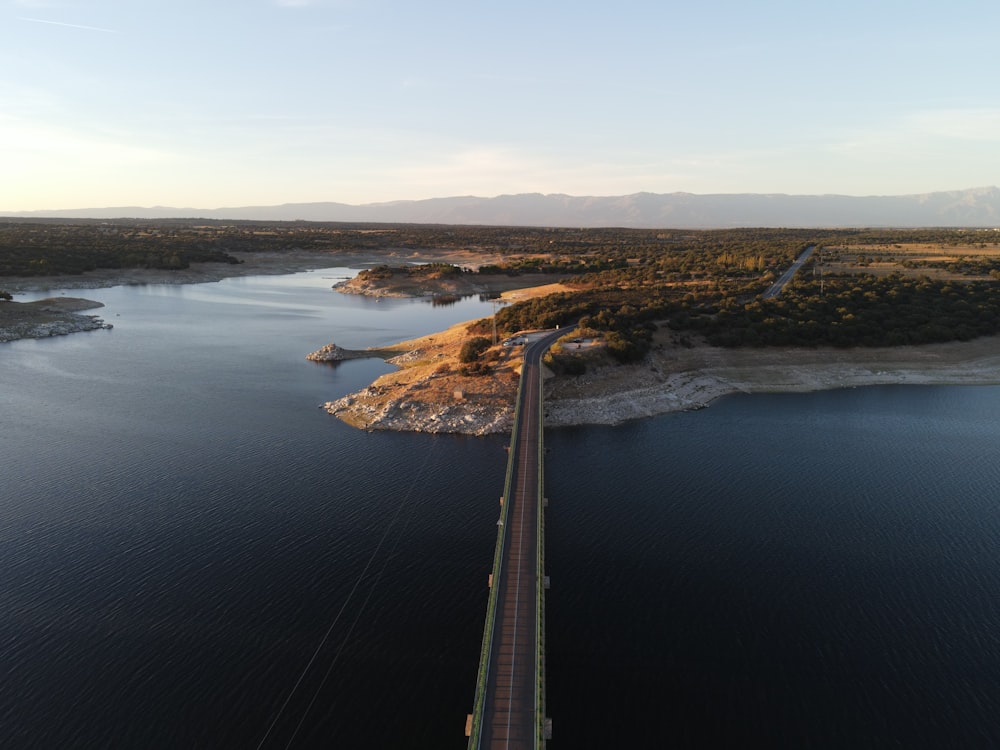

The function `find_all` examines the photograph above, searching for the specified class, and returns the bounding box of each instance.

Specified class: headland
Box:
[5,241,1000,433]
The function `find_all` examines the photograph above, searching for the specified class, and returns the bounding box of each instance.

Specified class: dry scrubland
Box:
[322,284,572,434]
[7,231,1000,432]
[327,314,1000,433]
[821,240,1000,280]
[326,238,1000,432]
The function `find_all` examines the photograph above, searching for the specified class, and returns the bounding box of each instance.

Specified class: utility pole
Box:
[490,297,506,346]
[819,246,824,296]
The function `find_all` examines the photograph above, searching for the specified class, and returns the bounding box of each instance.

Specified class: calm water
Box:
[3,270,1000,748]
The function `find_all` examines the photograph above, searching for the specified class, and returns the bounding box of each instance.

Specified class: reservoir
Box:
[3,268,1000,747]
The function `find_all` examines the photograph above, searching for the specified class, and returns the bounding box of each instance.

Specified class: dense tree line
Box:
[0,221,243,276]
[686,274,1000,348]
[6,219,996,279]
[8,219,1000,356]
[357,263,466,281]
[465,229,1000,357]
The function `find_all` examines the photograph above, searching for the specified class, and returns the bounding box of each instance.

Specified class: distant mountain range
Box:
[7,187,1000,229]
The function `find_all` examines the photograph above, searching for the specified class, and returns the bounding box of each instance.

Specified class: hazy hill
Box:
[7,187,1000,228]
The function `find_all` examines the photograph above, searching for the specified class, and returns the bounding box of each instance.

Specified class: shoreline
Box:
[321,314,1000,434]
[0,297,110,343]
[0,247,507,295]
[7,255,1000,431]
[544,335,1000,427]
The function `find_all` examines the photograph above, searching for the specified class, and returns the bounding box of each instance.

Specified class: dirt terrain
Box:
[322,316,1000,434]
[319,283,571,434]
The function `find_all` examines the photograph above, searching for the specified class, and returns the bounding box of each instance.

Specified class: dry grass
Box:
[821,240,1000,280]
[343,319,525,420]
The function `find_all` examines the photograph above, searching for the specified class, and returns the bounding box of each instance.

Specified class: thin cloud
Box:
[1,116,168,167]
[18,16,116,33]
[830,108,1000,159]
[909,109,1000,142]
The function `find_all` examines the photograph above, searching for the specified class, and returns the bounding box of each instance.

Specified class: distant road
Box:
[762,245,815,298]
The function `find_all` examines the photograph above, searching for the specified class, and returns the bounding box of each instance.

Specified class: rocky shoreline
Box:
[305,342,378,362]
[324,383,515,435]
[9,255,1000,434]
[318,325,1000,435]
[316,267,1000,435]
[545,335,1000,428]
[0,298,112,343]
[0,248,496,344]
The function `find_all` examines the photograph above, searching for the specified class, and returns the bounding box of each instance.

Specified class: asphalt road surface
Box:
[762,245,815,298]
[476,327,567,749]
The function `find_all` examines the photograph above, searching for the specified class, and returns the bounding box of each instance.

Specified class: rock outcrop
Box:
[0,298,112,343]
[324,385,514,435]
[306,343,351,361]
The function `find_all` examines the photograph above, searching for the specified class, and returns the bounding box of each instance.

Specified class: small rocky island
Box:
[305,342,373,362]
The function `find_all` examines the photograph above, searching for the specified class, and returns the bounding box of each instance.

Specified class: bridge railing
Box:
[535,355,547,747]
[466,360,527,748]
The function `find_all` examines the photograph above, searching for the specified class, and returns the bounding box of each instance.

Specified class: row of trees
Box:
[687,275,1000,347]
[0,222,243,276]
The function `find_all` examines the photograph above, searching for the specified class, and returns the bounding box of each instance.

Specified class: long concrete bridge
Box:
[466,327,567,749]
[462,243,819,745]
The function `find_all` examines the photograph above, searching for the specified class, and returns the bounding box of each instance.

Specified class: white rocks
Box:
[0,315,110,343]
[324,391,514,435]
[386,348,424,365]
[306,343,350,361]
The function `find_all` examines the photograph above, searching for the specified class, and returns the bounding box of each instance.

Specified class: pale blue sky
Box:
[3,0,999,210]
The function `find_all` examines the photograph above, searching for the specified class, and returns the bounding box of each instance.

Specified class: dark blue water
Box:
[2,270,504,748]
[4,270,1000,748]
[546,387,1000,749]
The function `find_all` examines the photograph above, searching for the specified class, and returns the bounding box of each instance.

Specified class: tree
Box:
[459,336,491,363]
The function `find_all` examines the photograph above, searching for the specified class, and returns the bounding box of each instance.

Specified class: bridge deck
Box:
[469,329,564,750]
[479,363,540,747]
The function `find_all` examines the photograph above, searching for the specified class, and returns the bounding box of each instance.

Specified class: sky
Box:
[3,0,1000,211]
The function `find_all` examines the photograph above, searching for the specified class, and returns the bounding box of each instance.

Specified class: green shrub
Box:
[459,336,491,363]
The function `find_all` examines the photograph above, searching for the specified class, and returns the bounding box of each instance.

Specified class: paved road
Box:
[762,245,815,298]
[476,327,566,749]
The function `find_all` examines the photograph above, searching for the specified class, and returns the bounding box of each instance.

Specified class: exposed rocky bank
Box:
[0,298,111,343]
[319,326,1000,435]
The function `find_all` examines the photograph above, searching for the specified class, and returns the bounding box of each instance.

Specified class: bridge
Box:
[466,327,566,749]
[462,244,820,745]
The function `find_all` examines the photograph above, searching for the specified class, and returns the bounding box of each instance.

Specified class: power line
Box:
[256,441,438,749]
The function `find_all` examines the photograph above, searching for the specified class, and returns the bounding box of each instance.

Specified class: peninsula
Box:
[0,296,111,343]
[316,311,1000,435]
[6,219,1000,433]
